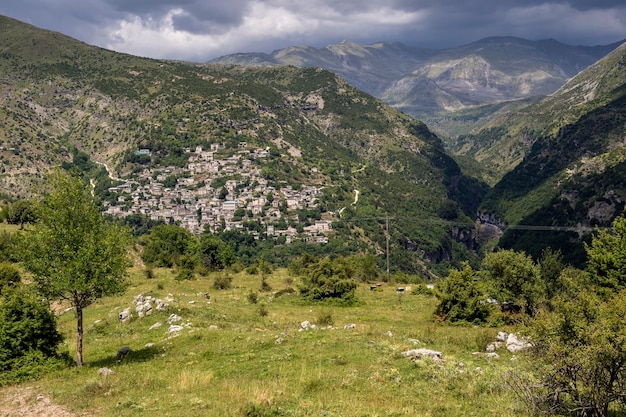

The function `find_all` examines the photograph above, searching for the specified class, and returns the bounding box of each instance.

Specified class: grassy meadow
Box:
[7,266,531,417]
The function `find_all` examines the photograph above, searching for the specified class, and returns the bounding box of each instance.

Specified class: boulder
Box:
[496,331,508,342]
[149,322,162,330]
[119,308,132,323]
[168,325,184,333]
[506,333,532,353]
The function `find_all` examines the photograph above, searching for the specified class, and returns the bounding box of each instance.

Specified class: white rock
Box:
[98,367,114,375]
[208,325,219,330]
[402,348,443,362]
[168,325,184,333]
[301,321,311,330]
[506,333,532,353]
[496,331,509,342]
[149,322,162,330]
[167,314,182,324]
[119,308,132,323]
[145,343,154,348]
[344,323,356,330]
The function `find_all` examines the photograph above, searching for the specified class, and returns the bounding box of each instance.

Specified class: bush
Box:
[0,286,63,376]
[435,263,490,324]
[213,273,233,290]
[0,262,21,293]
[317,309,334,326]
[247,290,259,304]
[298,257,358,304]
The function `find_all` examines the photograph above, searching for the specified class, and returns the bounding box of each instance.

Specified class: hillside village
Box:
[103,143,333,242]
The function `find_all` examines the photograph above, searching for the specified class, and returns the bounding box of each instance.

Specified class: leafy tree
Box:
[298,257,358,304]
[141,224,196,268]
[20,172,130,367]
[435,263,490,323]
[6,200,36,229]
[198,234,236,271]
[483,249,543,315]
[538,247,564,302]
[530,286,626,417]
[586,215,626,294]
[0,285,63,373]
[524,215,626,416]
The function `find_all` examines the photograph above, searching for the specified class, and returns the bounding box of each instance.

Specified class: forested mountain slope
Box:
[0,15,486,273]
[477,42,626,264]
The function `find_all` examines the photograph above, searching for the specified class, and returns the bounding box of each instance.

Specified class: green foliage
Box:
[530,288,626,417]
[5,200,36,229]
[482,249,543,315]
[0,262,21,293]
[213,273,233,290]
[434,263,490,324]
[19,171,130,367]
[0,285,63,376]
[585,215,626,294]
[297,257,358,304]
[198,234,236,272]
[525,215,626,417]
[538,247,564,302]
[0,231,20,263]
[141,224,196,268]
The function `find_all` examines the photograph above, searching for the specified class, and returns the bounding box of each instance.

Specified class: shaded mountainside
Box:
[210,37,622,136]
[0,15,487,273]
[478,42,626,265]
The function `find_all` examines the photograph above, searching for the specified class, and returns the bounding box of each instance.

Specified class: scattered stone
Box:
[402,348,443,363]
[301,321,311,330]
[149,322,163,330]
[167,314,182,324]
[116,346,131,360]
[344,323,356,330]
[145,343,154,348]
[387,331,393,337]
[188,300,195,304]
[486,352,499,359]
[486,342,502,352]
[275,337,284,344]
[119,308,132,323]
[155,300,168,311]
[168,325,184,333]
[408,339,421,345]
[98,367,114,375]
[208,324,219,330]
[496,331,508,342]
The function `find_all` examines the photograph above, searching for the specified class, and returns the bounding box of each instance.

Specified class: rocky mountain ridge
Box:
[210,36,623,133]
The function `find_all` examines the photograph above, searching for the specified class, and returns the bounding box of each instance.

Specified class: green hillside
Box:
[477,42,626,264]
[0,15,486,273]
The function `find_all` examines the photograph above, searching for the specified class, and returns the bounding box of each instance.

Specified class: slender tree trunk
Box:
[76,305,83,367]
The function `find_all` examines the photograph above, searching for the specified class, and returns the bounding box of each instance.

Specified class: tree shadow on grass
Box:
[86,344,161,369]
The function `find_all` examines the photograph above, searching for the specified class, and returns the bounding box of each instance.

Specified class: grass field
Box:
[6,266,529,416]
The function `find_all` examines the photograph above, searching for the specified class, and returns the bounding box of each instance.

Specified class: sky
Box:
[1,1,625,62]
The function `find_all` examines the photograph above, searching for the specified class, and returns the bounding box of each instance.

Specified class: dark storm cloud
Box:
[0,1,624,60]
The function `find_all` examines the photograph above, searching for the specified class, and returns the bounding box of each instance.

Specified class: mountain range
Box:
[2,13,626,270]
[0,15,485,273]
[209,37,623,137]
